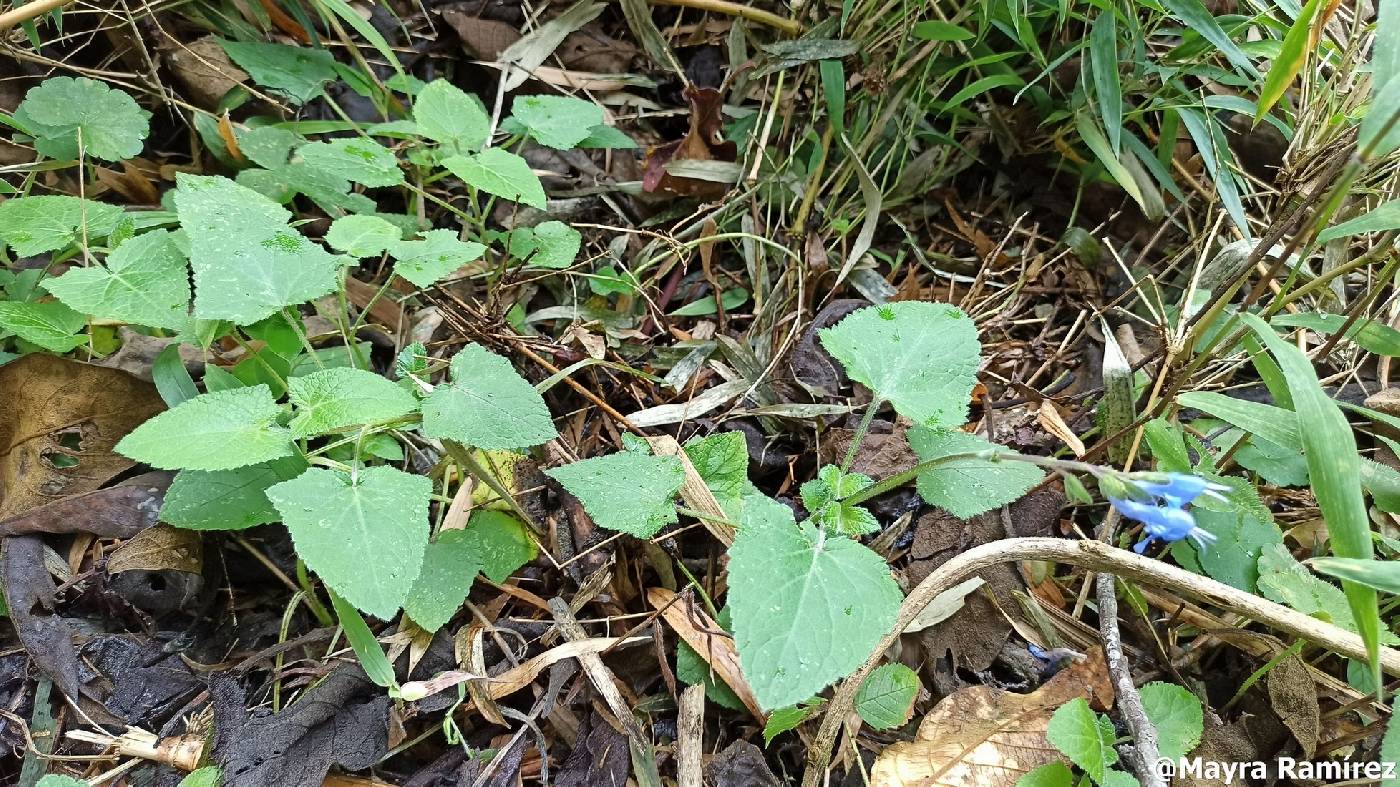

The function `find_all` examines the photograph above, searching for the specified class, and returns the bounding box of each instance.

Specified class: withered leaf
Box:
[0,353,165,518]
[0,355,164,702]
[643,86,737,201]
[870,649,1111,787]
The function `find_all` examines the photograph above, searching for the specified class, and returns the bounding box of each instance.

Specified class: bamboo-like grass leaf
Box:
[1242,313,1382,694]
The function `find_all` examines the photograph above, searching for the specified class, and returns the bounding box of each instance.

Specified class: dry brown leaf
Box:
[647,587,763,721]
[164,35,249,110]
[870,649,1111,787]
[643,86,738,201]
[644,435,735,545]
[1036,401,1086,457]
[440,11,521,60]
[108,524,202,574]
[0,353,165,518]
[345,276,406,335]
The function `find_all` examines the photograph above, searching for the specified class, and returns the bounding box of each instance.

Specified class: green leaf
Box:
[1320,198,1400,241]
[819,302,980,427]
[509,220,581,269]
[218,40,337,104]
[1214,428,1310,487]
[152,343,199,407]
[161,456,309,530]
[575,125,637,149]
[1272,312,1400,356]
[287,367,418,438]
[46,230,190,330]
[0,301,86,351]
[908,428,1044,518]
[854,663,920,730]
[403,529,482,632]
[1257,0,1323,119]
[325,215,402,258]
[800,464,879,536]
[174,174,344,324]
[1243,313,1382,690]
[176,766,222,787]
[462,509,537,582]
[0,196,123,256]
[420,343,556,449]
[36,777,89,787]
[267,465,431,618]
[391,229,486,287]
[1159,0,1256,76]
[1046,697,1117,784]
[1312,557,1400,595]
[762,699,825,745]
[330,591,398,688]
[911,20,975,41]
[683,431,759,520]
[1140,682,1203,760]
[729,496,902,710]
[1257,543,1361,632]
[1089,10,1121,153]
[1361,0,1400,158]
[1016,762,1074,787]
[546,452,685,537]
[238,126,303,168]
[441,149,547,209]
[14,77,151,161]
[1076,113,1158,219]
[511,94,605,149]
[297,138,405,187]
[116,385,294,471]
[413,79,490,153]
[670,288,750,317]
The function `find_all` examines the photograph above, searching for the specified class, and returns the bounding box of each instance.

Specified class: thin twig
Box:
[646,0,802,35]
[801,537,1400,787]
[1097,569,1165,787]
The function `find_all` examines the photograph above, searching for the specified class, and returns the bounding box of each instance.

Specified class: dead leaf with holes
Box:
[643,86,738,201]
[870,648,1112,787]
[0,353,165,701]
[0,353,165,517]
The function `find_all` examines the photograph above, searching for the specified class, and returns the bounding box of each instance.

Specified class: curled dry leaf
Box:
[643,86,738,201]
[870,648,1112,787]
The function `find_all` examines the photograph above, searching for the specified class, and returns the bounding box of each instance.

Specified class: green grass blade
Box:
[1312,558,1400,595]
[1089,9,1122,153]
[1256,0,1323,119]
[1242,313,1382,695]
[312,0,408,82]
[330,590,398,690]
[1076,113,1151,218]
[1158,0,1257,76]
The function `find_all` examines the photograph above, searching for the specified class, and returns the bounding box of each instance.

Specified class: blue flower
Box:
[1128,472,1229,508]
[1109,472,1224,553]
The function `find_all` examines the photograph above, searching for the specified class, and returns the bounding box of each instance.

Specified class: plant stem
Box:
[839,397,881,473]
[295,560,334,628]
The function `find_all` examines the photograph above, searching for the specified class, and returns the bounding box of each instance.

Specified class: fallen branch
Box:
[801,537,1400,787]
